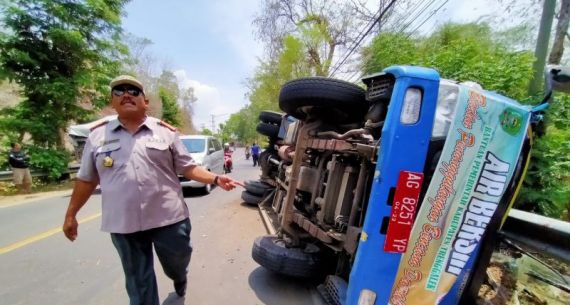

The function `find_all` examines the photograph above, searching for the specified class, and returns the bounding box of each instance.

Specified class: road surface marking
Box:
[0,212,101,255]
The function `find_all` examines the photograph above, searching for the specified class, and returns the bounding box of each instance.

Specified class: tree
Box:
[157,70,182,127]
[159,87,181,127]
[363,22,569,219]
[122,37,197,134]
[233,0,404,144]
[200,128,213,136]
[0,0,129,146]
[253,0,372,76]
[548,0,570,64]
[224,34,314,143]
[122,34,157,92]
[179,86,198,134]
[0,0,130,178]
[363,23,535,100]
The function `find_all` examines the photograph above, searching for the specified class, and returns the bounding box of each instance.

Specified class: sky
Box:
[120,0,509,132]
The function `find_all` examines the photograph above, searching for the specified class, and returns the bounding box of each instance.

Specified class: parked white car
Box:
[179,135,224,194]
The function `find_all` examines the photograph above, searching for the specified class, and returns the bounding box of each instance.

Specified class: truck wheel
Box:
[259,111,283,124]
[256,122,280,138]
[241,190,263,206]
[279,77,367,123]
[245,180,273,196]
[252,235,321,278]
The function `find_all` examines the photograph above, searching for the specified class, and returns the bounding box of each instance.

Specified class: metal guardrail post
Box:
[0,164,80,182]
[501,209,570,261]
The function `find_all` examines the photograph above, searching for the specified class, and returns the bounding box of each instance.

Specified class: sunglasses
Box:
[112,85,143,97]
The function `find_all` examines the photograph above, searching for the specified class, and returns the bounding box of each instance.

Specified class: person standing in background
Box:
[251,142,260,166]
[8,143,32,194]
[244,143,251,160]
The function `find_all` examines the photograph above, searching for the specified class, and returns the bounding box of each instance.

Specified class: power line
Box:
[396,0,438,34]
[331,0,424,80]
[342,0,429,83]
[329,0,398,77]
[210,113,230,133]
[329,1,393,77]
[388,0,428,33]
[406,0,450,38]
[342,1,427,82]
[328,6,383,77]
[348,0,451,84]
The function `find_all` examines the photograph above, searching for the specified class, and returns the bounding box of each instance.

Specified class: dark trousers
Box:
[252,154,259,166]
[111,218,192,305]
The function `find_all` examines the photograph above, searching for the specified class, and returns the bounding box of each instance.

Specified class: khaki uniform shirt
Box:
[77,116,196,233]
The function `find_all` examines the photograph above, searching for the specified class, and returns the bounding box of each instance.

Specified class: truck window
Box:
[432,81,459,138]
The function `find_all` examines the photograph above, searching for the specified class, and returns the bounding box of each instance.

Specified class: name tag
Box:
[100,139,119,146]
[147,136,166,144]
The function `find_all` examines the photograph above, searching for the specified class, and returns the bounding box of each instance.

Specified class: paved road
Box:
[0,149,323,305]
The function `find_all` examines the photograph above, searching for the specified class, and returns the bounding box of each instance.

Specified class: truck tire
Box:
[259,111,283,124]
[279,77,367,122]
[241,190,263,206]
[252,235,321,278]
[256,122,280,138]
[245,180,273,196]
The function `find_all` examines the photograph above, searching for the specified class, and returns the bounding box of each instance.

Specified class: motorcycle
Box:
[223,150,233,173]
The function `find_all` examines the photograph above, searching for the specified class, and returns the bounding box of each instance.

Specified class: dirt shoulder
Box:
[0,189,73,208]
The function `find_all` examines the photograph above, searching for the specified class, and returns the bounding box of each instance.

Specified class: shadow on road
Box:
[162,292,184,305]
[248,266,321,305]
[182,187,211,198]
[240,201,258,210]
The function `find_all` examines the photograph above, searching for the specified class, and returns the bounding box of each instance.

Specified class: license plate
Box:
[384,171,424,253]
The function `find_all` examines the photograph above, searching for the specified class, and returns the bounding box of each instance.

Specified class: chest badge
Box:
[103,156,114,167]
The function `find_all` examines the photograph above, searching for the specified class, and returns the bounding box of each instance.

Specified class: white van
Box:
[179,135,224,193]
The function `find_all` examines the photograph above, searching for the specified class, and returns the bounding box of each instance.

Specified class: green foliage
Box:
[159,87,181,127]
[225,34,313,143]
[363,22,569,219]
[0,0,129,148]
[200,128,213,136]
[516,94,570,219]
[224,108,259,143]
[26,146,71,180]
[362,32,420,72]
[363,23,535,100]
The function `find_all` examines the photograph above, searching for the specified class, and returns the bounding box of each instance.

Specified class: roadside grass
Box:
[0,179,74,196]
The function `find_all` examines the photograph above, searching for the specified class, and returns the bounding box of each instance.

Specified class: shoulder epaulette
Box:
[158,120,177,132]
[90,120,109,131]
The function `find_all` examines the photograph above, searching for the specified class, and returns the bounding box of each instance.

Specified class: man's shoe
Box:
[174,280,187,297]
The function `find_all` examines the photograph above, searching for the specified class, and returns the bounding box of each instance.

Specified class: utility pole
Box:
[528,0,556,96]
[209,113,230,134]
[549,0,570,64]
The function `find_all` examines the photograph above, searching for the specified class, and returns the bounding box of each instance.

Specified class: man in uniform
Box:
[62,75,243,305]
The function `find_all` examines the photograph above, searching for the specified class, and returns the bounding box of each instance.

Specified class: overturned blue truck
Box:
[244,65,569,305]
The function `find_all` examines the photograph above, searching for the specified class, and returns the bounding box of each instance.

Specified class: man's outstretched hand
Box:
[217,175,244,191]
[63,216,78,241]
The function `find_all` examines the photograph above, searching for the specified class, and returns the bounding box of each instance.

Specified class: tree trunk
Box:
[549,0,570,64]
